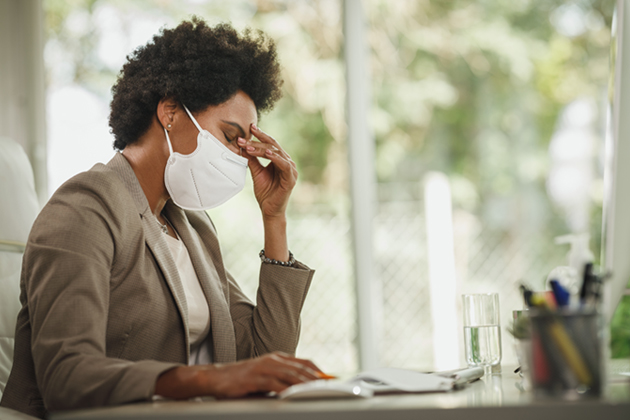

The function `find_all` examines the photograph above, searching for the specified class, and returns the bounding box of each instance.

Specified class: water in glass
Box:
[464,324,501,367]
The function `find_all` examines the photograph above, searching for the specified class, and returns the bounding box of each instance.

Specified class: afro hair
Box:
[109,17,283,150]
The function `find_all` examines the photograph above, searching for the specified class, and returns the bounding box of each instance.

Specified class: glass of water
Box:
[462,293,502,378]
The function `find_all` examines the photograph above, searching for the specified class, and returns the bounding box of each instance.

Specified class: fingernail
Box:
[266,149,273,156]
[237,137,246,145]
[247,146,255,152]
[252,124,258,131]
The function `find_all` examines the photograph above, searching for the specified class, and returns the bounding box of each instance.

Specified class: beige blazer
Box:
[0,153,314,419]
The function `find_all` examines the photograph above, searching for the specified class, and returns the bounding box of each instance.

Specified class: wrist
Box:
[155,365,221,399]
[196,364,219,395]
[262,213,287,227]
[260,249,295,267]
[156,366,197,399]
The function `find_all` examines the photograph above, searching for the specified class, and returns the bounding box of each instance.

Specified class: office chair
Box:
[0,136,40,400]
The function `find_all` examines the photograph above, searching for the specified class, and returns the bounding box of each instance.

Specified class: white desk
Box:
[50,363,630,420]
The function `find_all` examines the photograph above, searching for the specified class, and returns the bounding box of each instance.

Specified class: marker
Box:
[520,284,533,308]
[549,280,570,307]
[579,263,594,304]
[530,293,548,308]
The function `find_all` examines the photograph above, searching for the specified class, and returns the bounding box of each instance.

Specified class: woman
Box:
[1,18,320,419]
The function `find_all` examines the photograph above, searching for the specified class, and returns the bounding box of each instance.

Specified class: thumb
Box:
[243,150,264,176]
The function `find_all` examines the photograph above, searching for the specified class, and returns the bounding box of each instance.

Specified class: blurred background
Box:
[1,0,628,375]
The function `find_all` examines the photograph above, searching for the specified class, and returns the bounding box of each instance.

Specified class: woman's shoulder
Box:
[49,162,138,211]
[40,163,137,232]
[26,164,135,262]
[53,163,124,197]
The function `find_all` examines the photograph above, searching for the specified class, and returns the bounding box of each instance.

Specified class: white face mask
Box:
[163,105,249,211]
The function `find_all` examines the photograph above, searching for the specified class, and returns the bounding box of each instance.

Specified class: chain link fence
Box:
[213,191,568,375]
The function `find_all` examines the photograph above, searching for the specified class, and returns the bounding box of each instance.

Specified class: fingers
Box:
[238,136,289,161]
[246,353,320,395]
[290,357,324,377]
[264,353,320,381]
[240,141,298,188]
[259,377,294,394]
[271,352,323,378]
[201,354,325,399]
[262,150,298,182]
[250,124,283,151]
[237,126,297,181]
[240,147,264,175]
[244,124,293,161]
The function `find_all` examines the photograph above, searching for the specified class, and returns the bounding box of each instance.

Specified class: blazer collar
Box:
[106,152,191,361]
[106,152,152,217]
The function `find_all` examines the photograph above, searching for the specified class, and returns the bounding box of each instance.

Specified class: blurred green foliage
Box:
[367,0,611,220]
[43,0,628,357]
[611,294,630,358]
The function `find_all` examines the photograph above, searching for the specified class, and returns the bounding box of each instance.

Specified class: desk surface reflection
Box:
[51,364,630,420]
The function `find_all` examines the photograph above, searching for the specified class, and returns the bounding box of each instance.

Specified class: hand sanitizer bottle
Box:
[547,234,594,298]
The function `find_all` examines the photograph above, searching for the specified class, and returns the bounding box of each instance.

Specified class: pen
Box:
[549,280,570,307]
[579,263,593,304]
[532,332,551,385]
[520,284,533,307]
[452,366,484,384]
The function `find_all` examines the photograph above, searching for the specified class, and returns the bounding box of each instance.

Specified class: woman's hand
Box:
[237,125,298,221]
[155,352,322,399]
[204,352,321,397]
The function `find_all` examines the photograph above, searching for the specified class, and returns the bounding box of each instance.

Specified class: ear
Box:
[157,97,179,131]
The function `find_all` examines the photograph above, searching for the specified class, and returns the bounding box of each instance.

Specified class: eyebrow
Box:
[222,120,246,138]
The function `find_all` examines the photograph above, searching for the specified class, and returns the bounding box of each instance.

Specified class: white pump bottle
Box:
[547,233,594,296]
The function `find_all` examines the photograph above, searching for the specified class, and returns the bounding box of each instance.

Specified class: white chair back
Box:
[0,136,40,399]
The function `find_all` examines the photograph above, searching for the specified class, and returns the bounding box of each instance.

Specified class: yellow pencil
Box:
[547,321,592,385]
[530,293,592,386]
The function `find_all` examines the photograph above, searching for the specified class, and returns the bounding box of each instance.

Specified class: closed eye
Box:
[223,132,236,143]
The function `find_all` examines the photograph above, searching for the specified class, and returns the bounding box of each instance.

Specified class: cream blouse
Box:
[164,232,210,365]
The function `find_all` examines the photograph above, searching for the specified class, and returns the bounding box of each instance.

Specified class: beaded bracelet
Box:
[259,249,295,267]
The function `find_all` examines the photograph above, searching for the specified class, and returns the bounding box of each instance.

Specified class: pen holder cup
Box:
[527,309,603,399]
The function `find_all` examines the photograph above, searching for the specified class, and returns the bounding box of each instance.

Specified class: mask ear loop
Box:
[182,105,203,132]
[164,129,174,155]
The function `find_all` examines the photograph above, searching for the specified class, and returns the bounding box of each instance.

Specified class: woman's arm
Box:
[155,352,321,399]
[262,215,289,263]
[238,123,297,262]
[225,125,315,358]
[23,170,182,412]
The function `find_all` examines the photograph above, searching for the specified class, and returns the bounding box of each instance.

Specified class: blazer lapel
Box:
[165,202,237,363]
[142,215,191,361]
[106,153,190,361]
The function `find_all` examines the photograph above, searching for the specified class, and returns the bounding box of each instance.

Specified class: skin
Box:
[122,91,320,398]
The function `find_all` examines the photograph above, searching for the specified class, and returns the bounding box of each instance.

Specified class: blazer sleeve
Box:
[228,259,315,360]
[24,173,180,412]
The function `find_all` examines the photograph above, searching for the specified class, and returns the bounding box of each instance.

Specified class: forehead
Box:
[199,91,257,125]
